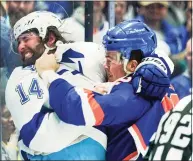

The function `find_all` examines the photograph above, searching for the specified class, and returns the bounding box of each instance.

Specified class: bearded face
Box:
[21,41,45,67]
[17,32,45,67]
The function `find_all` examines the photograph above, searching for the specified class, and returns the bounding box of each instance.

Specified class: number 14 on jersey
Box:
[15,78,44,105]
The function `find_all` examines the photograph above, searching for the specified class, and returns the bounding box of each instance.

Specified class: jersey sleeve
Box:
[48,78,151,126]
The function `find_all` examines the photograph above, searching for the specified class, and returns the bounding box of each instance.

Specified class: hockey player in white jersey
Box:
[6,11,107,160]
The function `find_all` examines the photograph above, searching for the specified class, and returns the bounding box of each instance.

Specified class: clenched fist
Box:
[35,53,59,78]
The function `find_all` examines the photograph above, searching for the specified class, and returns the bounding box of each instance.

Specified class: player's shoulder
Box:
[11,65,35,76]
[74,42,105,54]
[72,42,105,57]
[111,78,134,96]
[73,41,103,48]
[55,42,105,61]
[8,66,23,83]
[7,65,37,87]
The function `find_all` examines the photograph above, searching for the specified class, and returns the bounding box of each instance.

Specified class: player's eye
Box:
[22,36,30,42]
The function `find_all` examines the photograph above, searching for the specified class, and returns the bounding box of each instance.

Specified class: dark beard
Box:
[22,42,45,68]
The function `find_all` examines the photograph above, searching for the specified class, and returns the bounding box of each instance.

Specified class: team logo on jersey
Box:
[60,49,84,74]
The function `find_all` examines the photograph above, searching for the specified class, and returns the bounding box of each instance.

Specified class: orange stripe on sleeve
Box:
[132,124,147,150]
[84,89,104,125]
[170,94,179,107]
[161,94,179,113]
[123,151,138,161]
[161,96,173,112]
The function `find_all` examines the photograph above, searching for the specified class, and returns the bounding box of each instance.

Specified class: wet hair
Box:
[23,26,73,44]
[129,49,144,64]
[44,26,68,44]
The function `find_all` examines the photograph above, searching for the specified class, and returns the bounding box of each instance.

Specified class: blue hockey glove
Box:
[132,55,174,100]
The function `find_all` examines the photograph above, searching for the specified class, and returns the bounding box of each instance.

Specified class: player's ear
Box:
[46,32,56,47]
[126,60,138,72]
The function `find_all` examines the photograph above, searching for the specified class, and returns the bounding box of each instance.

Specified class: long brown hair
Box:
[44,26,73,44]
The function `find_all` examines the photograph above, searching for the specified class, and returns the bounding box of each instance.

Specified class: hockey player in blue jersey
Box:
[35,20,179,160]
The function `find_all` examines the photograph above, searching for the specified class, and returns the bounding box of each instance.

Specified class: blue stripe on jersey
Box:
[20,107,53,147]
[49,79,86,125]
[71,70,80,75]
[57,69,68,75]
[60,49,84,64]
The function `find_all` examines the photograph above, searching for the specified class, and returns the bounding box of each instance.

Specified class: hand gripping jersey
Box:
[54,42,106,86]
[145,95,192,161]
[5,42,107,155]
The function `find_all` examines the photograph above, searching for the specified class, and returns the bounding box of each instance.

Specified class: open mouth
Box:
[23,52,33,60]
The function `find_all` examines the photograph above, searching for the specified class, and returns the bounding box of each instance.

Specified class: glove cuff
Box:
[135,57,168,75]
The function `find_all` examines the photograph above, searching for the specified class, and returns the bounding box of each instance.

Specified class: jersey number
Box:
[15,78,43,105]
[152,112,191,160]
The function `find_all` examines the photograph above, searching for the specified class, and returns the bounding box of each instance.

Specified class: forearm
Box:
[48,77,150,126]
[49,78,88,125]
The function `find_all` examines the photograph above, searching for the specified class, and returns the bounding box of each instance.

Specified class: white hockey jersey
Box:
[5,42,107,155]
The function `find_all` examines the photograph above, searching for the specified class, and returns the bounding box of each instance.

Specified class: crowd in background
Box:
[0,1,192,160]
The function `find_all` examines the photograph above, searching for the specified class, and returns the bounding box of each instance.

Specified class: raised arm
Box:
[47,75,151,126]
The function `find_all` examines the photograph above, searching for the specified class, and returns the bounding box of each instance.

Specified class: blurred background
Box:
[0,1,192,160]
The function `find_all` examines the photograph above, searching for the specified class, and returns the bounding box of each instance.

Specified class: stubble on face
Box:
[22,41,45,67]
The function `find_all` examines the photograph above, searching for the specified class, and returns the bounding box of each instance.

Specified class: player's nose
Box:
[18,41,26,55]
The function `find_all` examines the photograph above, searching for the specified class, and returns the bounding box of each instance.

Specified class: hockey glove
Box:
[132,55,174,100]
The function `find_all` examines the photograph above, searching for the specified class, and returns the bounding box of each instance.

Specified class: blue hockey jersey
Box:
[48,75,179,160]
[48,77,152,126]
[106,88,179,160]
